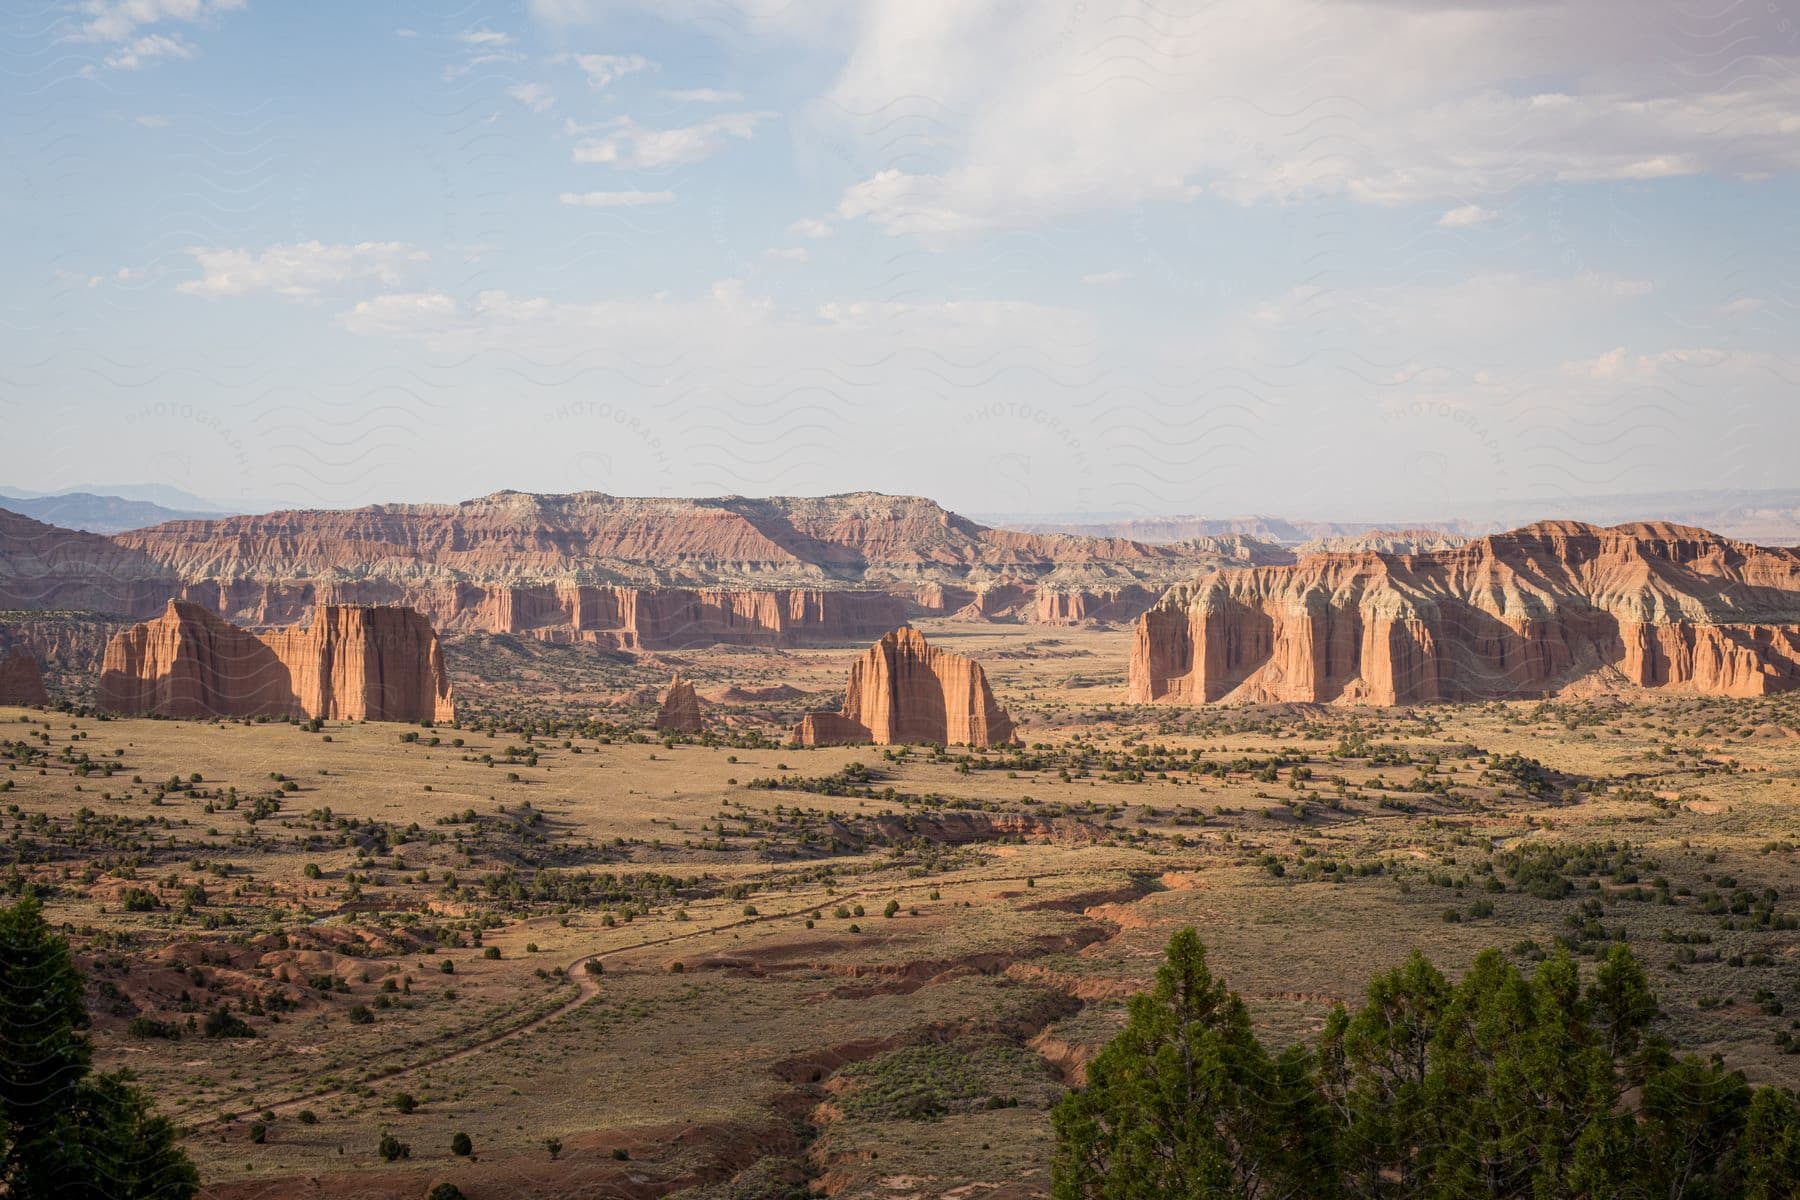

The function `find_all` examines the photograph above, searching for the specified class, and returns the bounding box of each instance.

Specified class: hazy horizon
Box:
[7,479,1800,542]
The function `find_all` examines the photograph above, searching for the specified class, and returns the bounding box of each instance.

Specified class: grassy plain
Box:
[3,619,1797,1198]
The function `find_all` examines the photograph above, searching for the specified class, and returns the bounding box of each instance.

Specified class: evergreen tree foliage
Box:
[0,897,198,1199]
[1053,927,1800,1200]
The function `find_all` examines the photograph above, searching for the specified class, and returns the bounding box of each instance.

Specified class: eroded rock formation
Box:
[0,629,48,705]
[711,684,803,702]
[793,627,1015,746]
[655,674,703,733]
[1129,522,1800,705]
[99,600,454,722]
[1034,585,1162,626]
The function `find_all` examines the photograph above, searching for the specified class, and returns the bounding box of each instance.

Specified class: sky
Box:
[2,0,1797,521]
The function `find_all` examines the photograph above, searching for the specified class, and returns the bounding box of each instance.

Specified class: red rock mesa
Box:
[794,627,1016,747]
[1129,522,1800,705]
[655,674,704,733]
[99,600,455,722]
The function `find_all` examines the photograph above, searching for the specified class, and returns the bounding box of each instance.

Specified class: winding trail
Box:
[204,861,1103,1129]
[209,899,826,1125]
[207,876,915,1126]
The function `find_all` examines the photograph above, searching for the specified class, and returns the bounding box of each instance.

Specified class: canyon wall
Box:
[99,600,454,722]
[1034,585,1162,626]
[477,584,910,649]
[794,627,1015,747]
[1129,522,1800,705]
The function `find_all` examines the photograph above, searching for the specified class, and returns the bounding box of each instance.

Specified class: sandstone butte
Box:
[0,493,1276,654]
[0,628,49,706]
[98,600,455,723]
[1129,521,1800,706]
[654,673,704,733]
[794,626,1016,747]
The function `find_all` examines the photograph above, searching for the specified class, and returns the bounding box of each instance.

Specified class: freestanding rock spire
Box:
[655,673,704,733]
[793,626,1015,747]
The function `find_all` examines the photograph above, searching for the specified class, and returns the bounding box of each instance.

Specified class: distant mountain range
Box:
[977,487,1800,548]
[0,492,227,535]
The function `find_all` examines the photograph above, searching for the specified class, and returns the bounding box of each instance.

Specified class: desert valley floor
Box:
[6,619,1799,1199]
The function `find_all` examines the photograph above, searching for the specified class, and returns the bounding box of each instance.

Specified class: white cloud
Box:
[1438,204,1499,228]
[558,189,676,207]
[74,0,244,43]
[661,88,744,103]
[506,82,555,112]
[103,32,195,69]
[1081,270,1128,285]
[457,30,514,47]
[339,291,460,336]
[444,52,523,81]
[178,241,429,299]
[134,113,171,128]
[788,216,833,239]
[798,0,1800,238]
[1561,346,1731,384]
[529,0,850,43]
[573,112,771,168]
[572,53,653,89]
[764,246,809,262]
[1721,297,1764,316]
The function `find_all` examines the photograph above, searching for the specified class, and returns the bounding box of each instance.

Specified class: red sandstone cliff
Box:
[1034,585,1163,626]
[1129,521,1800,705]
[110,492,1195,586]
[794,627,1015,747]
[99,600,454,722]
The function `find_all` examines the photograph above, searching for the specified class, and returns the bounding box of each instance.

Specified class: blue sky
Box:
[3,0,1797,520]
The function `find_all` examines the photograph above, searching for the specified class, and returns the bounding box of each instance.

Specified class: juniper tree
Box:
[0,896,197,1199]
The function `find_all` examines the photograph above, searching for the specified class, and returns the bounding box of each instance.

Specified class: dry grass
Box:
[2,620,1796,1197]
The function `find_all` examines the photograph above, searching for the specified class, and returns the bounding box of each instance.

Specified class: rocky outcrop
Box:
[793,627,1015,747]
[0,629,48,706]
[1034,585,1162,626]
[711,684,804,702]
[655,674,703,733]
[476,584,908,649]
[1294,530,1471,556]
[99,600,454,722]
[1129,522,1800,705]
[0,612,122,675]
